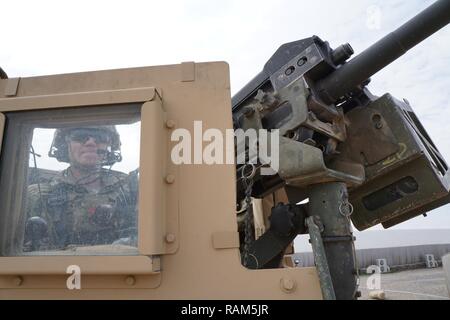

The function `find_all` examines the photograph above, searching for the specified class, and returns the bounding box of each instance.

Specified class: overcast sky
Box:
[2,0,450,230]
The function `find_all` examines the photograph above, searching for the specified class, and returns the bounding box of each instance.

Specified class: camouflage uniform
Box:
[24,167,138,251]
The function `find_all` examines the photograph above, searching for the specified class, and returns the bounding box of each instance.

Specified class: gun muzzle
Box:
[317,0,450,104]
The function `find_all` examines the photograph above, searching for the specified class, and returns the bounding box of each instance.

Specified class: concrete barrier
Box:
[443,254,450,296]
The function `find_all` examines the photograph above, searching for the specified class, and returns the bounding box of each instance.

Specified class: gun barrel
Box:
[317,0,450,104]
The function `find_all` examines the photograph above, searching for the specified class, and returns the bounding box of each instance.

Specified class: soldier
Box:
[23,126,138,252]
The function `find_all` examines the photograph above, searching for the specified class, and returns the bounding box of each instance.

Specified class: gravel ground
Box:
[358,267,449,300]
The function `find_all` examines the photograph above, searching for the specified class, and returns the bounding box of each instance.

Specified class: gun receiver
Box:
[233,0,450,230]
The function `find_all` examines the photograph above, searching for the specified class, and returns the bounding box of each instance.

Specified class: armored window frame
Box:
[0,104,142,256]
[0,87,176,288]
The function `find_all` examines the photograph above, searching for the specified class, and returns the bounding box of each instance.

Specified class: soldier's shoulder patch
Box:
[27,183,51,197]
[27,183,52,208]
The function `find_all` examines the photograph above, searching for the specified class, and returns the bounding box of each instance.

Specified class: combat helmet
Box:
[48,125,122,166]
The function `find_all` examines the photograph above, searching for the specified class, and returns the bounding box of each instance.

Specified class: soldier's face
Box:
[67,130,110,168]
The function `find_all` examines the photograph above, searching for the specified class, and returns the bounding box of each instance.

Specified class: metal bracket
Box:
[181,62,195,82]
[212,231,240,249]
[4,78,20,97]
[306,216,336,300]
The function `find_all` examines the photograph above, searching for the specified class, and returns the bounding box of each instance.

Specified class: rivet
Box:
[13,276,23,286]
[166,119,176,129]
[125,275,136,286]
[280,277,296,293]
[165,233,176,243]
[165,174,175,184]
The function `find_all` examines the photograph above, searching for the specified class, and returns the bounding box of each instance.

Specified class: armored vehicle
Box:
[0,0,449,300]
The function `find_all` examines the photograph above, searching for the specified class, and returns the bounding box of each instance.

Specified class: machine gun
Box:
[233,0,450,299]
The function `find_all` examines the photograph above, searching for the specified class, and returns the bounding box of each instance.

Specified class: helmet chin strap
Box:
[67,143,109,169]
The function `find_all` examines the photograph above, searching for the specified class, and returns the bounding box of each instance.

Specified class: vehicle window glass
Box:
[0,105,141,256]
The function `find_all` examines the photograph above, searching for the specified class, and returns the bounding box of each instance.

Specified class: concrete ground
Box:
[359,267,449,300]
